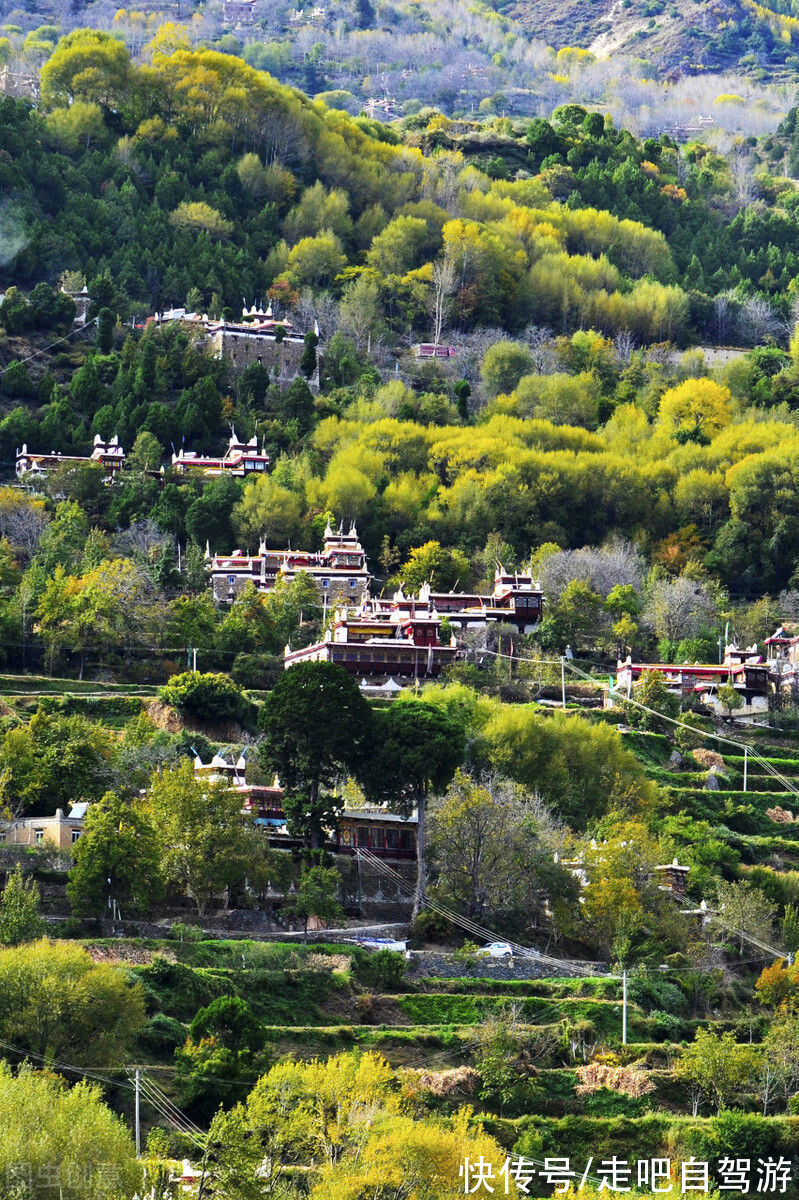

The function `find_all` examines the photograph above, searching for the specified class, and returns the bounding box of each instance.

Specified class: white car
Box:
[480,941,514,958]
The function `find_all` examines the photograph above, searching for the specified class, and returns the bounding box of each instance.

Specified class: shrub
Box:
[159,671,256,730]
[628,975,687,1014]
[137,1013,186,1056]
[189,995,262,1051]
[2,360,34,397]
[169,921,205,942]
[356,949,407,991]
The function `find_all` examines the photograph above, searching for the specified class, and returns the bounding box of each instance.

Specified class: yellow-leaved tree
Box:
[658,378,733,442]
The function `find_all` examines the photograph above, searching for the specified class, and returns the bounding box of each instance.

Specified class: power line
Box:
[356,847,599,976]
[562,657,799,799]
[10,314,98,364]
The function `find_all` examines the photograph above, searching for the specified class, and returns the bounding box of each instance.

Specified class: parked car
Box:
[479,941,514,958]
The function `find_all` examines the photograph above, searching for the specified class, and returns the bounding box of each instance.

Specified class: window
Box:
[400,830,414,850]
[385,828,399,850]
[34,829,44,845]
[349,579,357,587]
[357,828,369,848]
[228,575,236,584]
[322,579,330,589]
[71,829,82,843]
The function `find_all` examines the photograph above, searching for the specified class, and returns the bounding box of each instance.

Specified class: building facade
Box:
[283,595,459,679]
[192,752,417,859]
[171,432,270,477]
[208,520,371,604]
[413,568,544,634]
[616,649,770,716]
[153,304,318,385]
[16,435,125,480]
[0,803,87,852]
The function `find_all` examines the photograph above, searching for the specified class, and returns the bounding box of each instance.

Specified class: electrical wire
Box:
[471,643,799,800]
[11,317,98,367]
[355,848,598,975]
[561,656,799,800]
[134,1073,205,1142]
[137,1073,204,1134]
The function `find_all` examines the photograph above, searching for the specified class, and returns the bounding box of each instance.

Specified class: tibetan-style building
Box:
[16,434,125,480]
[171,432,270,477]
[153,304,317,382]
[283,596,458,679]
[192,752,417,859]
[616,648,769,716]
[208,520,370,604]
[408,569,543,634]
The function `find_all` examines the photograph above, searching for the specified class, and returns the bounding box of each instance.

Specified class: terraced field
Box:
[114,937,774,1135]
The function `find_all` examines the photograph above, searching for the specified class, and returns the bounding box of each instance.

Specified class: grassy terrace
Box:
[110,931,785,1162]
[0,673,162,696]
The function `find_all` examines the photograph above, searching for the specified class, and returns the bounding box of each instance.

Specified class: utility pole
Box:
[192,647,197,674]
[743,746,748,793]
[622,969,628,1045]
[134,1069,141,1156]
[561,656,566,708]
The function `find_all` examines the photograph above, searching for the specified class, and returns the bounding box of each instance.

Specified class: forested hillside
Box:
[4,25,799,1200]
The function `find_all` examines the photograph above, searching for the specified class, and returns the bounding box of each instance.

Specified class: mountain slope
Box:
[504,0,796,74]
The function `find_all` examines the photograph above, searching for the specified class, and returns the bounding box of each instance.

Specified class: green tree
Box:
[301,330,319,378]
[429,769,575,931]
[287,864,344,941]
[281,377,316,432]
[0,709,115,817]
[234,474,305,546]
[45,101,106,152]
[0,939,146,1065]
[675,1028,762,1114]
[169,201,233,237]
[717,682,744,718]
[258,661,374,849]
[128,430,163,473]
[544,578,603,650]
[286,232,346,289]
[484,707,655,828]
[67,792,163,917]
[365,700,465,917]
[36,558,161,678]
[40,29,131,110]
[389,541,471,594]
[783,904,799,955]
[2,360,34,397]
[0,864,44,945]
[366,215,430,275]
[167,593,218,655]
[0,287,30,335]
[0,1062,141,1200]
[96,306,116,352]
[712,880,777,955]
[474,1011,538,1115]
[147,759,260,916]
[190,995,263,1052]
[626,669,680,733]
[480,341,535,397]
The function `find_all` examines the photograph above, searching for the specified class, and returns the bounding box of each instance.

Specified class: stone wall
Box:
[208,329,318,387]
[336,854,416,921]
[406,949,607,980]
